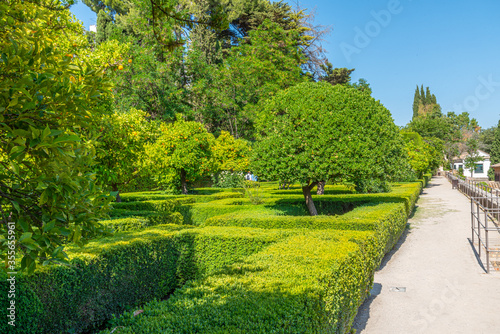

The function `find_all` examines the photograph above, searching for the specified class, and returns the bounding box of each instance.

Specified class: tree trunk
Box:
[302,182,318,216]
[316,181,325,195]
[112,184,122,202]
[180,168,188,195]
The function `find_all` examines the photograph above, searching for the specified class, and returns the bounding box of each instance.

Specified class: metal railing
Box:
[470,196,500,273]
[446,172,500,273]
[446,172,500,220]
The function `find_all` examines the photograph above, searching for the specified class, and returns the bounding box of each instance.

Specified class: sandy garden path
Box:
[352,176,500,334]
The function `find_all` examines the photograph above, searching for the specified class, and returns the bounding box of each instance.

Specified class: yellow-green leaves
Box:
[212,131,251,172]
[145,118,214,194]
[0,0,115,273]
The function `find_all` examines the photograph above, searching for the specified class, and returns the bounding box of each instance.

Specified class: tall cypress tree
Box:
[425,87,432,105]
[412,85,420,119]
[420,85,425,103]
[96,10,113,45]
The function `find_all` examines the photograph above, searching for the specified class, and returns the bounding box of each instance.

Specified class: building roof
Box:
[452,150,490,161]
[491,163,500,168]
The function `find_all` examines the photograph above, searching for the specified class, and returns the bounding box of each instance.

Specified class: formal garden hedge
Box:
[1,225,291,333]
[1,180,426,334]
[101,230,379,334]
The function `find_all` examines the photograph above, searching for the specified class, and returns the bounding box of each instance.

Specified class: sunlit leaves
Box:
[253,82,406,187]
[0,0,116,273]
[145,118,215,193]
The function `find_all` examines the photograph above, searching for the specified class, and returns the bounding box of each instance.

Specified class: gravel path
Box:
[352,176,500,334]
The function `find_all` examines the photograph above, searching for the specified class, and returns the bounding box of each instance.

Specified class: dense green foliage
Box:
[412,84,438,119]
[406,84,481,172]
[0,0,120,270]
[145,118,215,194]
[253,82,406,215]
[212,130,251,172]
[402,131,442,178]
[102,230,378,334]
[487,121,500,180]
[2,2,443,333]
[1,224,284,333]
[1,180,423,333]
[95,108,160,200]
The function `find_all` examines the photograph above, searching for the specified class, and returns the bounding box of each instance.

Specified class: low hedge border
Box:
[204,202,407,261]
[99,213,184,232]
[3,181,423,334]
[99,230,379,334]
[174,182,421,227]
[0,225,290,334]
[422,173,432,188]
[118,191,244,203]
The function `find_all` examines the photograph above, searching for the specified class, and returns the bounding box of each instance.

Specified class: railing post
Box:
[497,189,500,221]
[485,210,490,274]
[477,202,481,258]
[471,198,474,244]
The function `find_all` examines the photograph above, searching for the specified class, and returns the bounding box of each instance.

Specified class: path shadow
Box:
[467,237,488,273]
[351,225,412,332]
[378,223,412,271]
[408,205,419,219]
[351,283,382,333]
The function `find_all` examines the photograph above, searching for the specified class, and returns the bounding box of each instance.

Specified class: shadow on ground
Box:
[351,223,412,332]
[468,238,488,273]
[351,283,382,333]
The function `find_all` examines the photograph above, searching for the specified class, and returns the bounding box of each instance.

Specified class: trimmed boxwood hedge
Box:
[3,180,425,334]
[422,173,432,188]
[99,230,379,334]
[99,213,184,232]
[117,191,244,204]
[204,202,407,262]
[1,225,289,334]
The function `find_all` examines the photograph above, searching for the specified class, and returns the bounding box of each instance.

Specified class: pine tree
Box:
[412,85,420,120]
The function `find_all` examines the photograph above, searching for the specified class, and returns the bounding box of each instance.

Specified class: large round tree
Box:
[253,82,406,215]
[145,118,214,194]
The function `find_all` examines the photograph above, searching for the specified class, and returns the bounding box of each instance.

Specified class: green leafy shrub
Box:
[422,173,432,187]
[252,82,408,215]
[243,180,266,204]
[0,271,43,334]
[101,213,184,232]
[354,179,391,193]
[211,170,245,188]
[6,225,286,333]
[99,230,378,334]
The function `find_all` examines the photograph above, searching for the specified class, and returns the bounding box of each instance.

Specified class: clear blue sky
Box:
[71,0,500,129]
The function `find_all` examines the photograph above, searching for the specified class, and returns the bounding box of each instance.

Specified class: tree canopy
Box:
[253,82,405,215]
[0,0,119,272]
[144,117,215,194]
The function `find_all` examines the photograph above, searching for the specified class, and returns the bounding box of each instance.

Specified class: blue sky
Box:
[70,0,500,129]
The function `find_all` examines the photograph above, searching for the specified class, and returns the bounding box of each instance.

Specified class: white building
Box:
[89,25,97,33]
[452,150,491,179]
